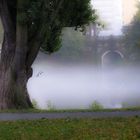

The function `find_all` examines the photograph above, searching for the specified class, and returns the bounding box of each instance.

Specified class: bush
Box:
[32,99,39,109]
[89,100,104,110]
[46,100,56,111]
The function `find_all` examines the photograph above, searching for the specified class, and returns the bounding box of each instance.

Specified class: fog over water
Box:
[27,52,140,109]
[26,0,139,110]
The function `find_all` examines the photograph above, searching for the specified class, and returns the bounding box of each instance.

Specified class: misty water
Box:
[27,52,140,110]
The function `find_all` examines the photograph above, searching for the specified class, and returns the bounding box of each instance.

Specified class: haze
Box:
[27,52,140,109]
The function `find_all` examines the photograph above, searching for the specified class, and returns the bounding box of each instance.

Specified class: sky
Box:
[91,0,132,36]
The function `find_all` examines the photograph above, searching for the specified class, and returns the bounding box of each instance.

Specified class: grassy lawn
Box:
[0,117,140,140]
[1,107,140,113]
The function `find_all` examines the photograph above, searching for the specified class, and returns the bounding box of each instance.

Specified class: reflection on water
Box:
[27,52,140,109]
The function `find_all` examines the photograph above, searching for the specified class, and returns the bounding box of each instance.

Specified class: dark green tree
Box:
[123,3,140,63]
[0,0,96,109]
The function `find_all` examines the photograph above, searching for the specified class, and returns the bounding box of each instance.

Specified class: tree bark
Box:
[0,67,32,109]
[0,32,33,109]
[0,26,33,109]
[0,0,33,109]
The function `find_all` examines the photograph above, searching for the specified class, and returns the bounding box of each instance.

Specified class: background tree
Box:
[50,28,87,62]
[123,3,140,64]
[0,0,96,109]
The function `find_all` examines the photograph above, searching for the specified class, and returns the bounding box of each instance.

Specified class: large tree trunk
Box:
[0,0,33,109]
[0,30,33,109]
[0,26,33,109]
[0,67,32,109]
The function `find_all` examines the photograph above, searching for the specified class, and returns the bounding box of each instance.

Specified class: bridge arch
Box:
[101,50,124,68]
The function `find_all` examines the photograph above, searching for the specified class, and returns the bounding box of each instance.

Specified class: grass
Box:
[1,107,140,113]
[0,117,140,139]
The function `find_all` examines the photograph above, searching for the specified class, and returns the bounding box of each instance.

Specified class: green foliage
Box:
[32,99,39,109]
[46,100,56,111]
[17,0,31,25]
[89,100,104,110]
[26,0,96,53]
[5,0,96,59]
[54,28,87,61]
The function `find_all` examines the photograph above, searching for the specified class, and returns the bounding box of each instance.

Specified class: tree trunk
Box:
[0,0,33,109]
[0,27,33,109]
[0,67,32,109]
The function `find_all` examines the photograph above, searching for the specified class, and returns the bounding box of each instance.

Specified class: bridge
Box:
[101,50,124,68]
[86,35,125,66]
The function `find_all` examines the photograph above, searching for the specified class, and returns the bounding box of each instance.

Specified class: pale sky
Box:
[91,0,138,36]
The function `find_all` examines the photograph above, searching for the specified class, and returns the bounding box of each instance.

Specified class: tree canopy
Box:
[15,0,96,53]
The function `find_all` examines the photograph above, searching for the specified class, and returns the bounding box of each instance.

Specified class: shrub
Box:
[46,100,56,111]
[32,99,39,109]
[89,100,104,110]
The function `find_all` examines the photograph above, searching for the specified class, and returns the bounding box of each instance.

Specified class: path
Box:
[0,111,140,121]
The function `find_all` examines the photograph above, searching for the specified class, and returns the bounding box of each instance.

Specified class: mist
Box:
[27,51,140,109]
